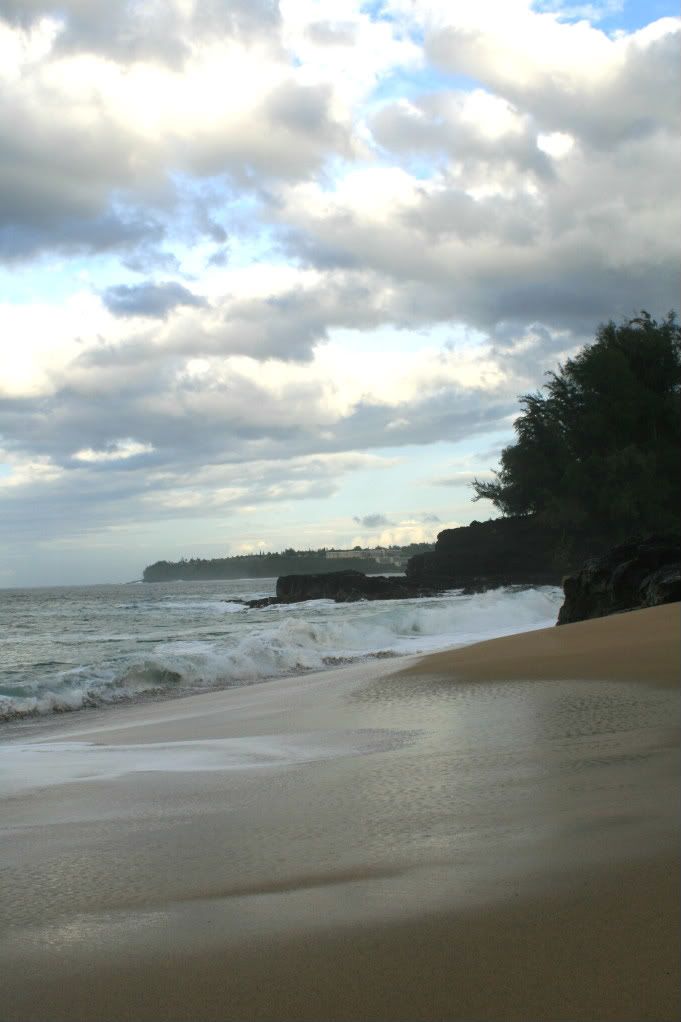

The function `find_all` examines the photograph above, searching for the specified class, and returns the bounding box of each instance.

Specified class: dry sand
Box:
[398,600,681,688]
[1,603,679,1021]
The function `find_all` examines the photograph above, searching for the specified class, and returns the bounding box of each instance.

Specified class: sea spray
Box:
[0,580,562,721]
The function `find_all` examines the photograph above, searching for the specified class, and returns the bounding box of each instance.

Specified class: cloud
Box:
[102,282,207,318]
[2,337,514,470]
[370,89,554,181]
[72,438,155,463]
[353,513,391,528]
[0,10,348,262]
[432,470,486,486]
[305,20,358,46]
[0,446,397,550]
[0,311,520,557]
[265,11,678,336]
[2,4,676,332]
[0,1,677,581]
[354,519,443,548]
[424,9,679,148]
[0,0,282,64]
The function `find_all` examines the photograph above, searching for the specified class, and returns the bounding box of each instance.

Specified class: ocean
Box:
[0,578,563,726]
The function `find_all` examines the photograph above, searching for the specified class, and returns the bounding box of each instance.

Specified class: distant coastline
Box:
[142,543,434,582]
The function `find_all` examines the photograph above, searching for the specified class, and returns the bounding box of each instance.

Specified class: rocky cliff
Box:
[276,570,436,603]
[405,516,598,590]
[557,535,681,624]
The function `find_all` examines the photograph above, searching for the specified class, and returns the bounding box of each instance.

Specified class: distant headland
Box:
[142,543,434,582]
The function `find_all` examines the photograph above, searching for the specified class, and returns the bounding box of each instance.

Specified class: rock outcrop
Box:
[239,571,433,608]
[406,515,599,590]
[557,535,681,624]
[275,570,431,603]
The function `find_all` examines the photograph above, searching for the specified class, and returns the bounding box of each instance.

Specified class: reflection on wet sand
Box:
[1,604,679,1021]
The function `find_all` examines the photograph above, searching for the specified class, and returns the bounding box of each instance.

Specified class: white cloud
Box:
[0,292,118,396]
[536,131,575,157]
[0,0,677,582]
[352,519,442,547]
[458,90,525,140]
[0,447,62,488]
[73,439,155,462]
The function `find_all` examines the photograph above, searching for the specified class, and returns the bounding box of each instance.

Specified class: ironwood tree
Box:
[472,311,681,538]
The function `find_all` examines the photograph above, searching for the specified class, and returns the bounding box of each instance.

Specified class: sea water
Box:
[0,578,563,724]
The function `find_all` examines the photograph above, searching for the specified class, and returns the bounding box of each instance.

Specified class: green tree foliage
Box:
[142,544,434,582]
[472,312,681,538]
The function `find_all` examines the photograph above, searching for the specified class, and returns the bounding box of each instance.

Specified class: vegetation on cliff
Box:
[472,312,681,539]
[143,545,433,582]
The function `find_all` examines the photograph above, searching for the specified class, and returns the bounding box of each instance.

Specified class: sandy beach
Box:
[1,602,679,1021]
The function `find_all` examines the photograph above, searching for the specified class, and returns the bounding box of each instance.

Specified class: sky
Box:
[0,0,678,586]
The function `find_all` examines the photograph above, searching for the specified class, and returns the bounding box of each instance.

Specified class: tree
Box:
[472,312,681,538]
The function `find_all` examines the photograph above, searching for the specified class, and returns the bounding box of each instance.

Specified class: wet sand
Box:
[1,603,679,1020]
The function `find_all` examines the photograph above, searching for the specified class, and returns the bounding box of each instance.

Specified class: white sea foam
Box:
[0,585,563,721]
[0,732,379,795]
[158,599,248,613]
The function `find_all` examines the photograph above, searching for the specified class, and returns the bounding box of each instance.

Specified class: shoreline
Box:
[2,603,679,1020]
[3,596,674,743]
[400,600,681,688]
[0,581,563,735]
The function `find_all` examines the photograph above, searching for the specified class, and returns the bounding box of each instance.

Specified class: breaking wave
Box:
[0,585,562,721]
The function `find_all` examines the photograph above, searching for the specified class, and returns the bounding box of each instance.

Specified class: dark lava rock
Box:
[244,596,281,609]
[557,534,681,625]
[275,570,432,604]
[406,515,600,590]
[640,564,681,607]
